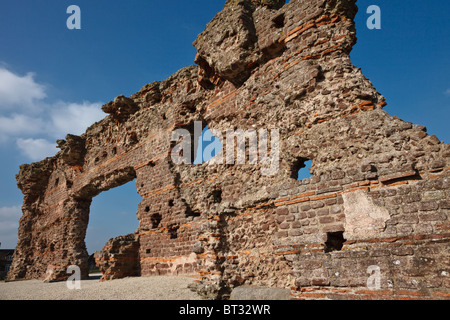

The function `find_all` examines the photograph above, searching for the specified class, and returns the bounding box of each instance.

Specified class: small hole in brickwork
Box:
[169,225,180,239]
[186,208,201,218]
[292,158,313,180]
[145,206,150,212]
[146,249,151,254]
[112,147,117,155]
[182,198,201,219]
[272,13,285,28]
[324,231,346,253]
[151,213,162,229]
[168,200,174,207]
[210,190,222,203]
[54,178,59,187]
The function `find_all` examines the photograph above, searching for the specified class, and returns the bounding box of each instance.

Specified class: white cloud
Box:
[445,88,450,96]
[0,205,21,248]
[0,102,104,143]
[0,114,44,141]
[16,138,58,161]
[0,67,46,111]
[50,101,104,138]
[0,67,106,161]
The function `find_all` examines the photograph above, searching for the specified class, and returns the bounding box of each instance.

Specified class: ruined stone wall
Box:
[94,234,140,281]
[8,0,449,300]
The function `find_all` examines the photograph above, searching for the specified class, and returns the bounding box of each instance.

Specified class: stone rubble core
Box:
[94,234,140,281]
[7,0,449,300]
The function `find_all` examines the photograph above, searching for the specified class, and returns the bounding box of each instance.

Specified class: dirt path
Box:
[0,275,204,300]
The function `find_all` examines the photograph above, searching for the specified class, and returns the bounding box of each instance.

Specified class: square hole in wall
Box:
[272,13,285,28]
[324,231,346,253]
[151,213,162,229]
[292,158,313,180]
[169,225,180,239]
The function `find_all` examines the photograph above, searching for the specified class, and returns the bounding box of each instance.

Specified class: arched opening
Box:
[84,179,142,276]
[170,121,222,165]
[193,125,223,164]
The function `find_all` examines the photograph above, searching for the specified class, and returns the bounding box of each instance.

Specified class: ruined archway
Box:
[71,166,139,277]
[8,0,449,300]
[86,178,142,277]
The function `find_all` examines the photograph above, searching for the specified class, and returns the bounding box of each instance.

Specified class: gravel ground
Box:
[0,274,205,300]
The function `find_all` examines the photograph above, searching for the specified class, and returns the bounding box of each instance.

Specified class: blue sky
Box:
[0,1,448,253]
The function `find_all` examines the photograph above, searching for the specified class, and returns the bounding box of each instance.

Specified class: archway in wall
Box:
[84,178,142,274]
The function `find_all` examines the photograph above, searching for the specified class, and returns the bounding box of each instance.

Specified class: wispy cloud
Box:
[0,66,105,161]
[0,114,45,142]
[445,88,450,96]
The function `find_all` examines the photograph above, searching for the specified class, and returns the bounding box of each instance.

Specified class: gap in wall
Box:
[85,179,141,257]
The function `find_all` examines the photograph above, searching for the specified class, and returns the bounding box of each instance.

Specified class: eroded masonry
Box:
[8,0,449,300]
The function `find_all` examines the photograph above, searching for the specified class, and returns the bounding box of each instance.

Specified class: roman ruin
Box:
[8,0,449,300]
